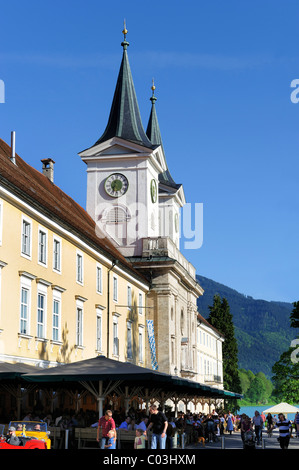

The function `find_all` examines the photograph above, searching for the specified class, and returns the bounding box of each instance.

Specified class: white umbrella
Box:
[263,402,299,416]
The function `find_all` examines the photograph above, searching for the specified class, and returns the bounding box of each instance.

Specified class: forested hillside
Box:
[196,275,296,378]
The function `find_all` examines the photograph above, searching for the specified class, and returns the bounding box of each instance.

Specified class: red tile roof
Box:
[197,311,224,338]
[0,138,148,283]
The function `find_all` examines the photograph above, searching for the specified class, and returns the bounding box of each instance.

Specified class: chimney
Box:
[11,131,16,165]
[41,158,55,183]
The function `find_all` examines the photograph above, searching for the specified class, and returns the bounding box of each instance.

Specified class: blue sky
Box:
[1,0,299,303]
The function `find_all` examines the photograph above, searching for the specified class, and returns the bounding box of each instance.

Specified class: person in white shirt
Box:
[252,411,263,445]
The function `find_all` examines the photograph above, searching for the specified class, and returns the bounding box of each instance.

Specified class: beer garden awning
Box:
[1,357,242,417]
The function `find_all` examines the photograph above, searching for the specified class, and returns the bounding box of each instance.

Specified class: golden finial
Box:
[150,78,157,103]
[122,19,128,37]
[121,19,129,49]
[151,78,156,92]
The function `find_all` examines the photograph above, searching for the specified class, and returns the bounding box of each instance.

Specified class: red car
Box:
[0,436,47,449]
[0,422,49,449]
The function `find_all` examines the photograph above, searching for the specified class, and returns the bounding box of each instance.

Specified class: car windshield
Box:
[9,421,47,432]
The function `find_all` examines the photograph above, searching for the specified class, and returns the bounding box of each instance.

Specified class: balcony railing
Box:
[204,374,222,384]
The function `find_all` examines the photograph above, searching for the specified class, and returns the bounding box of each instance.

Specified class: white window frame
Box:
[76,251,84,285]
[139,325,144,363]
[112,275,118,302]
[112,314,119,357]
[96,307,103,352]
[20,286,30,335]
[38,227,48,267]
[21,216,32,259]
[76,297,85,347]
[96,264,103,294]
[52,289,62,342]
[37,292,46,338]
[19,274,33,336]
[53,236,62,273]
[127,285,132,309]
[138,292,143,315]
[36,282,48,339]
[76,306,83,347]
[127,320,133,359]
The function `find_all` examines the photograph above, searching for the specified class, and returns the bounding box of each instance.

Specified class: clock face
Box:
[150,179,157,203]
[104,173,129,198]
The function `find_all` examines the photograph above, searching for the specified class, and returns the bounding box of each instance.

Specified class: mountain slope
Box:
[196,275,295,378]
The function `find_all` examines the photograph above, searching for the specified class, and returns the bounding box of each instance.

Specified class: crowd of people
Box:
[96,407,250,449]
[97,406,299,450]
[4,404,299,449]
[240,410,299,449]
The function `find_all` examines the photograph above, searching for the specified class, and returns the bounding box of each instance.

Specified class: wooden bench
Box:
[75,427,98,449]
[48,426,61,449]
[117,429,137,449]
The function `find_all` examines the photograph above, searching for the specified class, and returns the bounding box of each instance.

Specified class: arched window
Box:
[102,205,130,245]
[106,206,129,224]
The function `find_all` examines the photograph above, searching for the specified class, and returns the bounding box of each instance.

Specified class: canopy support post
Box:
[124,386,129,414]
[98,380,104,418]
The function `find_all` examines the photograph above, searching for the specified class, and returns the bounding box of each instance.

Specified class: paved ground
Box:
[186,429,299,450]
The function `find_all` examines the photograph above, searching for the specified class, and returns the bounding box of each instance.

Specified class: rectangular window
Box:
[113,317,119,356]
[37,293,45,338]
[139,327,143,363]
[53,238,61,272]
[38,229,47,265]
[52,299,60,342]
[76,253,83,284]
[127,285,132,308]
[138,293,143,315]
[127,321,132,359]
[113,276,118,302]
[76,307,83,346]
[20,287,29,334]
[96,265,102,294]
[96,309,102,351]
[21,219,31,257]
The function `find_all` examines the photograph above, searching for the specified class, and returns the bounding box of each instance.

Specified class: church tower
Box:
[79,26,184,257]
[79,26,203,378]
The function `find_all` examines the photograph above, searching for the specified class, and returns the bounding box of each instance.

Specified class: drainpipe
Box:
[107,260,118,358]
[11,131,16,165]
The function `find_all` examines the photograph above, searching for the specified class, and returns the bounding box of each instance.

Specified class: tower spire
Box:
[94,24,154,149]
[146,79,162,148]
[146,81,180,189]
[121,19,129,50]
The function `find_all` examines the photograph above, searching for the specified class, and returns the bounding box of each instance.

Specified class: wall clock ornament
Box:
[150,179,157,203]
[104,173,128,198]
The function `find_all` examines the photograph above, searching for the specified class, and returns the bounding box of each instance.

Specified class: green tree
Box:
[246,375,267,404]
[239,369,251,395]
[272,348,299,402]
[245,372,273,404]
[256,372,273,399]
[272,301,299,402]
[208,295,242,397]
[290,301,299,329]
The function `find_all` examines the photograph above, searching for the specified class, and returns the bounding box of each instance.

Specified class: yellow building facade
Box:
[0,140,149,369]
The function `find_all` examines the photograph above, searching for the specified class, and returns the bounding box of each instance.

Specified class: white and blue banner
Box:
[146,320,158,370]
